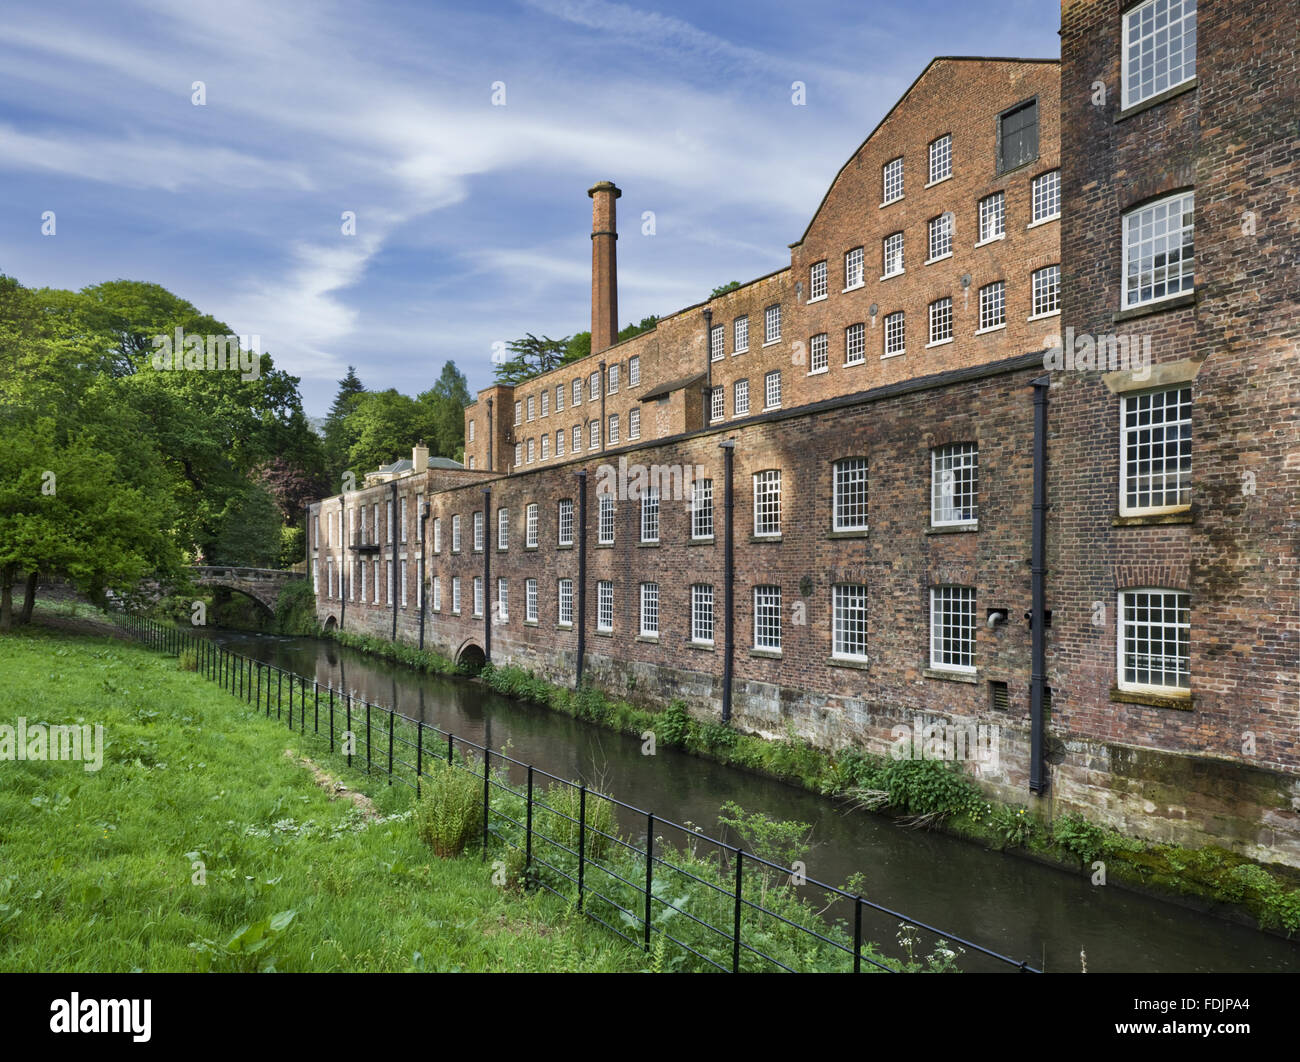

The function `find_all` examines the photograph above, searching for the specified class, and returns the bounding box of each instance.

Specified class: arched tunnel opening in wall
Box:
[455,641,486,675]
[323,615,338,631]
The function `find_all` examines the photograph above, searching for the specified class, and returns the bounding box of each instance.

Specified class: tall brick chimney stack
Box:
[588,181,621,354]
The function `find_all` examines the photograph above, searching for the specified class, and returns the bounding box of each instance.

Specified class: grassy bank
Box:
[0,625,639,972]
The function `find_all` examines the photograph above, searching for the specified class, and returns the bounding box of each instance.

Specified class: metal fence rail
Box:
[116,614,1039,973]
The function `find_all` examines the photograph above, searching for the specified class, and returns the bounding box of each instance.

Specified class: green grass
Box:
[0,625,640,972]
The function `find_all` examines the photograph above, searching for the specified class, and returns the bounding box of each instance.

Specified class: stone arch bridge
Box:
[190,566,305,612]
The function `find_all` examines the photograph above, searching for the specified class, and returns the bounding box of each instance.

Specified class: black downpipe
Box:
[482,487,492,663]
[339,503,347,631]
[575,469,588,687]
[486,397,494,472]
[720,441,735,722]
[419,500,429,651]
[1029,376,1050,793]
[390,482,398,642]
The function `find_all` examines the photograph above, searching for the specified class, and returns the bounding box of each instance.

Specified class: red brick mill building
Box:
[308,1,1299,863]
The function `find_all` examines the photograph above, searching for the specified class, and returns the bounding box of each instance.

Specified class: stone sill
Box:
[556,543,574,550]
[926,522,978,535]
[925,338,954,350]
[524,620,539,627]
[924,667,977,684]
[1113,509,1194,527]
[924,252,953,267]
[828,656,869,671]
[689,537,716,546]
[1116,78,1198,123]
[1112,291,1196,324]
[879,270,905,282]
[749,648,782,660]
[732,349,748,356]
[828,528,869,539]
[637,541,660,548]
[1026,214,1059,230]
[973,234,1005,249]
[1111,687,1194,710]
[924,174,952,190]
[595,542,615,549]
[594,629,613,638]
[685,641,715,652]
[557,623,573,631]
[974,324,1006,337]
[749,535,783,544]
[636,634,660,644]
[806,294,828,305]
[524,545,540,552]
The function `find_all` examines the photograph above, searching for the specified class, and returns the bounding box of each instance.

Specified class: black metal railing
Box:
[115,613,1039,973]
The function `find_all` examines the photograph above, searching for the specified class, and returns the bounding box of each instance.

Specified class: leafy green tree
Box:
[492,334,571,385]
[709,282,741,299]
[323,366,365,485]
[420,360,470,459]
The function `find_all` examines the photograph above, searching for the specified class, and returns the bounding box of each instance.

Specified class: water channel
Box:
[202,628,1300,973]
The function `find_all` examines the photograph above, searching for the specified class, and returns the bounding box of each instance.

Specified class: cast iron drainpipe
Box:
[339,500,347,631]
[719,439,735,722]
[486,397,494,472]
[390,482,398,642]
[575,468,588,687]
[482,487,492,664]
[1029,375,1050,794]
[703,308,714,430]
[418,500,429,651]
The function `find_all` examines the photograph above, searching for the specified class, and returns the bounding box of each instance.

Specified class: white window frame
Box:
[558,578,574,627]
[452,576,461,614]
[641,485,660,543]
[629,407,641,439]
[526,578,538,622]
[809,260,827,302]
[629,355,640,387]
[498,507,509,550]
[882,156,903,205]
[589,420,600,450]
[472,576,483,618]
[883,312,905,357]
[929,297,953,346]
[978,281,1006,332]
[597,581,614,632]
[764,371,781,411]
[978,192,1005,244]
[558,498,574,546]
[734,315,749,353]
[845,323,865,366]
[1122,191,1195,309]
[1120,385,1192,516]
[691,584,714,645]
[927,214,952,261]
[598,494,615,544]
[832,584,869,662]
[1031,265,1060,318]
[691,478,714,540]
[809,333,828,374]
[753,470,781,537]
[753,586,782,651]
[608,413,619,445]
[432,575,442,612]
[832,458,868,532]
[433,517,442,554]
[526,502,539,547]
[1122,0,1197,111]
[451,514,461,552]
[763,304,781,345]
[930,586,976,673]
[1117,588,1191,692]
[882,232,904,278]
[844,247,864,291]
[639,583,659,637]
[573,378,582,406]
[710,324,725,362]
[473,510,483,552]
[733,379,750,416]
[497,577,508,621]
[710,385,724,422]
[1031,169,1060,224]
[608,363,620,394]
[931,443,979,526]
[928,133,952,184]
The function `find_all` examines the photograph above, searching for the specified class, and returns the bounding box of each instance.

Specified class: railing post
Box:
[256,663,261,712]
[733,849,743,973]
[577,785,586,911]
[329,686,335,751]
[287,674,293,729]
[644,813,654,950]
[365,702,372,774]
[387,710,394,784]
[481,748,490,860]
[416,723,423,798]
[313,682,319,734]
[346,694,352,768]
[525,766,533,877]
[277,670,282,719]
[853,895,863,974]
[447,732,453,765]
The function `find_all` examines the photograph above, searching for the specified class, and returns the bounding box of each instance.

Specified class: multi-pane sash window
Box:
[433,517,441,553]
[541,391,549,417]
[375,559,382,604]
[1032,265,1060,317]
[928,214,953,261]
[324,559,330,598]
[882,157,903,203]
[416,558,423,608]
[598,494,615,543]
[845,323,866,365]
[640,486,660,543]
[572,425,581,452]
[1123,192,1194,307]
[608,414,619,445]
[764,304,781,344]
[452,514,461,552]
[753,470,781,536]
[597,581,613,631]
[710,325,725,361]
[589,420,600,449]
[734,379,749,415]
[473,576,483,618]
[541,433,550,459]
[691,478,714,539]
[497,578,508,621]
[514,400,522,425]
[527,438,535,463]
[629,356,640,386]
[883,232,904,277]
[1123,0,1197,109]
[473,510,483,551]
[929,298,953,344]
[832,585,868,661]
[589,372,600,401]
[514,442,522,467]
[558,579,574,626]
[527,396,535,421]
[1121,386,1192,514]
[639,583,659,637]
[1118,588,1190,691]
[452,576,461,614]
[844,247,864,290]
[764,371,781,410]
[398,501,406,543]
[498,507,509,550]
[979,192,1005,242]
[810,333,828,373]
[928,134,952,183]
[629,408,640,438]
[691,584,714,644]
[468,420,475,443]
[558,499,574,545]
[932,443,979,525]
[356,561,362,601]
[978,281,1005,330]
[930,586,976,672]
[753,586,782,651]
[734,316,749,353]
[833,458,868,531]
[998,98,1038,173]
[809,261,827,300]
[525,578,538,622]
[608,363,619,393]
[573,378,582,406]
[884,312,905,356]
[710,386,724,422]
[556,384,564,412]
[433,574,442,611]
[526,502,539,547]
[1032,169,1060,222]
[556,429,565,456]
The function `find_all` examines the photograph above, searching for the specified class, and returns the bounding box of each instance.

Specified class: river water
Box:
[202,628,1300,973]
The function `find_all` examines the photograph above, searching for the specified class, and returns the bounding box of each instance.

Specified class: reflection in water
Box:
[201,629,1300,974]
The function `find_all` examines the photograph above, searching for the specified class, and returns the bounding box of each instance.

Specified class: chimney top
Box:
[587,181,621,199]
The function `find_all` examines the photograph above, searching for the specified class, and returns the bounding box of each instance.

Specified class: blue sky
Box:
[0,0,1059,416]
